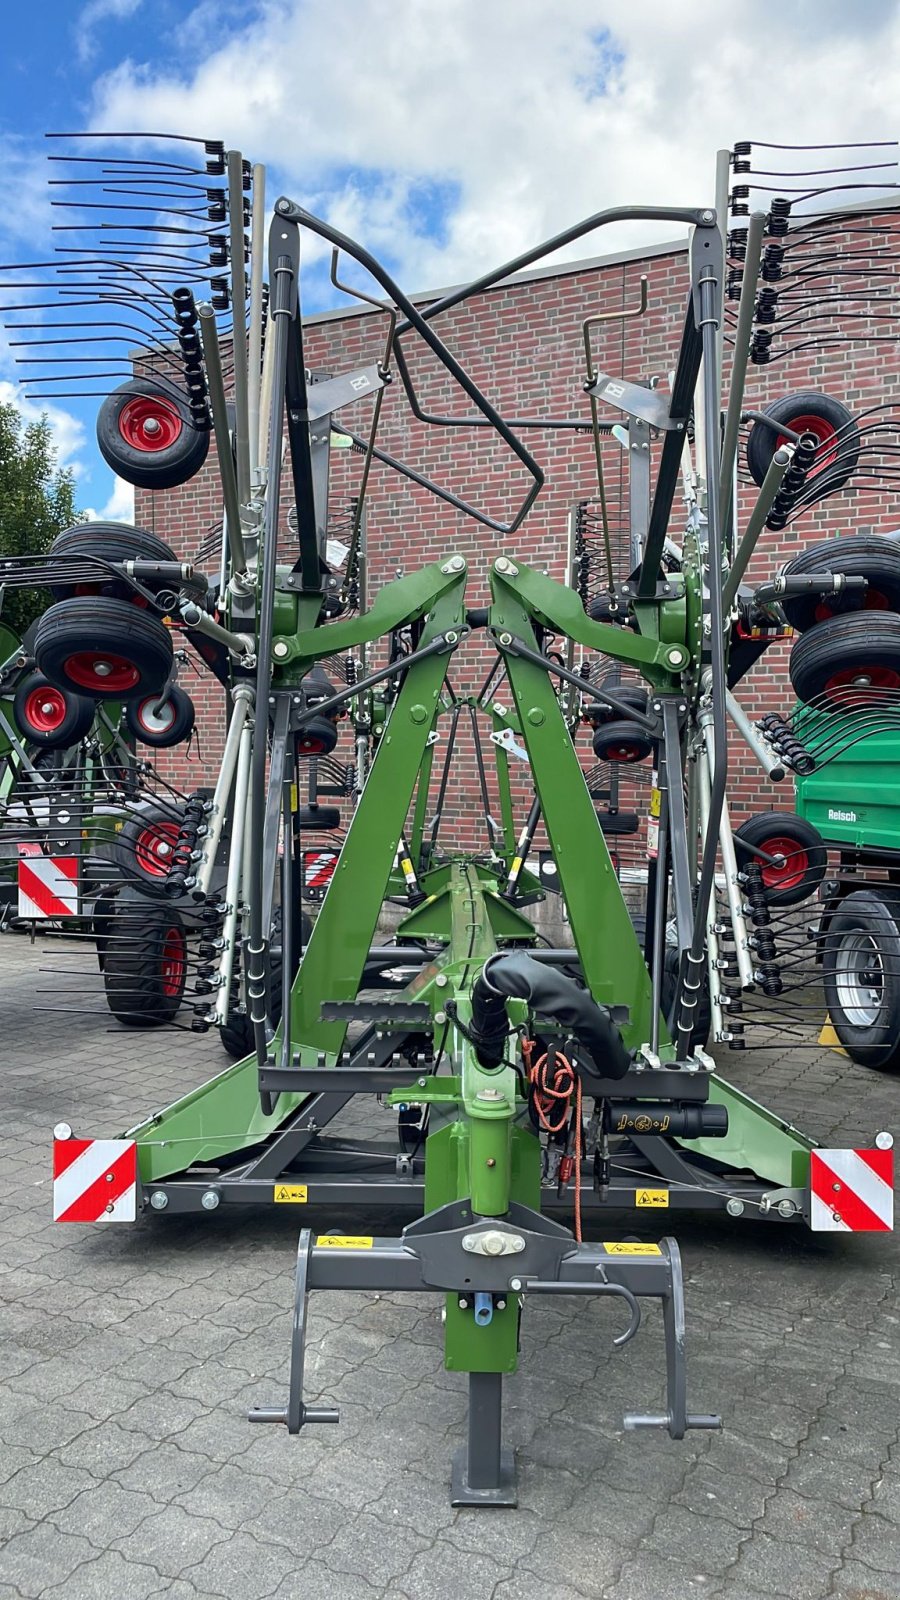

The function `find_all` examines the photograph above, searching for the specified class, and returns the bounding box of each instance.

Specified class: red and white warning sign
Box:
[810,1141,894,1232]
[18,855,78,919]
[52,1136,137,1222]
[302,848,339,900]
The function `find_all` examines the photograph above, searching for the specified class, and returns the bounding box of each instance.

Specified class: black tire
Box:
[218,909,313,1058]
[112,802,184,892]
[822,890,900,1070]
[13,671,95,748]
[297,715,338,757]
[125,685,195,748]
[103,903,187,1026]
[733,812,827,907]
[296,804,342,831]
[96,378,210,490]
[746,390,859,495]
[47,521,176,601]
[592,720,653,763]
[779,537,900,632]
[34,597,173,701]
[586,685,648,725]
[789,612,900,708]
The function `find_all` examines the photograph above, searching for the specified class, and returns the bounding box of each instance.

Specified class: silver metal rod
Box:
[247,162,266,483]
[198,303,247,576]
[696,748,726,1042]
[700,708,754,990]
[257,313,276,477]
[227,149,252,506]
[194,687,253,897]
[179,598,252,658]
[721,444,792,614]
[214,719,253,1026]
[725,688,786,781]
[719,211,766,556]
[714,149,731,393]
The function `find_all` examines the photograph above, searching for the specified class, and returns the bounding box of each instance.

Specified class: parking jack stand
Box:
[451,1371,517,1508]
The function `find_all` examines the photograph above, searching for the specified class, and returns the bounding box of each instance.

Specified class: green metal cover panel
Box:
[795,721,900,852]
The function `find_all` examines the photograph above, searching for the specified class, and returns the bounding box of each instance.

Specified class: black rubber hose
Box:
[469,954,631,1079]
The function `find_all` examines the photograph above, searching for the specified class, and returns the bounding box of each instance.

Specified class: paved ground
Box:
[1,931,898,1600]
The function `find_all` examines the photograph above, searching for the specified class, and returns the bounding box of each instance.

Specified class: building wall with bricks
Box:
[135,212,898,853]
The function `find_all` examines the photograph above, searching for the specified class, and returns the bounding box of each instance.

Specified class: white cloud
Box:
[0,379,86,477]
[82,475,134,523]
[88,0,900,291]
[76,0,142,65]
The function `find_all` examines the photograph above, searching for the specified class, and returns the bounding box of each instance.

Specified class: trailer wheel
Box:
[34,597,173,701]
[585,683,648,726]
[13,671,95,748]
[733,813,826,907]
[789,612,900,708]
[592,720,653,763]
[779,537,900,631]
[97,378,209,490]
[218,909,312,1058]
[125,685,195,748]
[746,390,859,495]
[48,521,176,601]
[103,904,187,1025]
[113,802,184,892]
[822,890,900,1070]
[297,714,338,756]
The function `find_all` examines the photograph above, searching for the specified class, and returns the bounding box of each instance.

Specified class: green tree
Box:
[0,402,81,638]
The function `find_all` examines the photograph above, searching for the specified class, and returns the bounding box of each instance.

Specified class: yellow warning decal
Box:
[649,788,661,819]
[273,1183,307,1203]
[318,1235,373,1248]
[636,1189,669,1208]
[289,782,298,813]
[603,1242,663,1256]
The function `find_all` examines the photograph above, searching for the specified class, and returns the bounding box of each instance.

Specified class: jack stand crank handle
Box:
[248,1405,339,1428]
[623,1412,722,1434]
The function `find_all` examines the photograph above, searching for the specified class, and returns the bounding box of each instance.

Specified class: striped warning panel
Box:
[810,1147,894,1232]
[18,856,78,919]
[53,1138,137,1222]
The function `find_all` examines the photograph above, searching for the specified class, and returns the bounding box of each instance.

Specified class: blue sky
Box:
[1,0,898,519]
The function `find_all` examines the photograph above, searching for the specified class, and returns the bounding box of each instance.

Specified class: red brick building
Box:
[136,208,900,839]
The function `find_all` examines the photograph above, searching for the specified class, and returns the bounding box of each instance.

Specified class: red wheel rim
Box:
[160,926,186,997]
[118,394,183,453]
[776,414,838,480]
[298,733,329,755]
[24,686,67,733]
[63,651,140,692]
[135,820,180,878]
[607,742,643,763]
[814,589,889,623]
[822,663,900,706]
[758,836,809,892]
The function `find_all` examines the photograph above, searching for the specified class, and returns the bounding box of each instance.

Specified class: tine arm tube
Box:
[718,211,766,551]
[227,149,251,505]
[194,688,254,898]
[247,162,266,482]
[198,303,247,576]
[725,688,786,781]
[721,446,792,614]
[213,719,253,1026]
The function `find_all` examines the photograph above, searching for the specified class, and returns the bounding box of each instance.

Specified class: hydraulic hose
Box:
[469,954,631,1080]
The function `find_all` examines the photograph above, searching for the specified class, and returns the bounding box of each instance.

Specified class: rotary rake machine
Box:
[22,135,897,1505]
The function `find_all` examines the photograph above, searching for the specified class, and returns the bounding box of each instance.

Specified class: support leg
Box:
[451,1372,517,1507]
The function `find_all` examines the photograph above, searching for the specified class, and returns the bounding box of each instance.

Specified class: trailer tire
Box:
[35,597,173,701]
[779,537,900,631]
[125,685,195,748]
[48,521,176,601]
[746,390,859,495]
[13,671,95,748]
[97,378,209,490]
[822,890,900,1070]
[112,802,184,892]
[733,813,827,907]
[586,684,648,726]
[103,904,187,1025]
[789,612,900,708]
[592,720,653,763]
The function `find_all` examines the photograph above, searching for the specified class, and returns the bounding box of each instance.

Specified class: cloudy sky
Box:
[1,0,899,516]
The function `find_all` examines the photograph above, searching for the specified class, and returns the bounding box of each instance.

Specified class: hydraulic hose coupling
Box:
[469,954,630,1079]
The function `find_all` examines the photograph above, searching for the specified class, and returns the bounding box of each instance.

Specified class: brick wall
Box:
[135,215,899,842]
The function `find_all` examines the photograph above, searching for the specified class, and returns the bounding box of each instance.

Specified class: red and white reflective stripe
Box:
[810,1147,893,1232]
[304,850,338,888]
[53,1138,137,1222]
[18,856,78,918]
